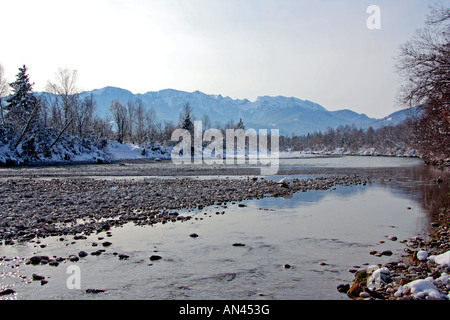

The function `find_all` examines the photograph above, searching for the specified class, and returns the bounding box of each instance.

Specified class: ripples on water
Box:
[0,156,448,300]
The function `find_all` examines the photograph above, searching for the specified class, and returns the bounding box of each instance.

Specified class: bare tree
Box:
[110,100,128,143]
[134,99,149,144]
[395,4,450,163]
[0,64,9,126]
[75,93,96,138]
[126,100,136,142]
[46,68,80,135]
[145,106,157,143]
[395,3,449,107]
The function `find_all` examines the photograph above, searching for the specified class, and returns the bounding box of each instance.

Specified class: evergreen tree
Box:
[236,118,245,130]
[180,103,194,132]
[5,65,38,129]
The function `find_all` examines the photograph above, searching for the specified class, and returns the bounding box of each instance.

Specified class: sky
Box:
[0,0,440,118]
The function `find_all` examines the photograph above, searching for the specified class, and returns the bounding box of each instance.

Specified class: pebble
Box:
[232,243,245,247]
[32,274,45,281]
[0,289,15,296]
[149,255,162,261]
[78,251,88,258]
[86,289,106,294]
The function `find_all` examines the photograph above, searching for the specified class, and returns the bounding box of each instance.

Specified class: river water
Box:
[0,156,448,300]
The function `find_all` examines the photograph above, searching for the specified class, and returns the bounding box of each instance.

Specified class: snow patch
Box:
[395,277,448,300]
[429,250,450,266]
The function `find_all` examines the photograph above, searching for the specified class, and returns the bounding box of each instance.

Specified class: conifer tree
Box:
[180,103,194,132]
[5,65,38,129]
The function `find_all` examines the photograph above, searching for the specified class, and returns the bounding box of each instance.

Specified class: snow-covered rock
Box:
[395,277,448,300]
[366,267,392,291]
[429,250,450,266]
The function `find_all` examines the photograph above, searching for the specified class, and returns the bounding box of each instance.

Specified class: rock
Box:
[367,267,392,291]
[149,255,162,261]
[32,273,45,281]
[283,264,291,269]
[0,289,15,296]
[238,204,247,208]
[40,280,48,285]
[69,255,79,262]
[381,250,393,256]
[337,284,350,293]
[48,260,59,267]
[189,233,199,238]
[431,222,440,228]
[78,251,88,258]
[86,289,106,294]
[388,236,398,241]
[417,250,428,261]
[118,254,129,260]
[29,255,49,265]
[102,241,112,247]
[232,243,245,247]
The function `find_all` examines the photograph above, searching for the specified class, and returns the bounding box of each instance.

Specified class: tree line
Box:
[279,123,415,155]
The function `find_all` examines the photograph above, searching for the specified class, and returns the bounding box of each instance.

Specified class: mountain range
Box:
[71,86,419,136]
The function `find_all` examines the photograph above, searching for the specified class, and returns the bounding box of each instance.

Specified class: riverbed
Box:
[0,156,448,300]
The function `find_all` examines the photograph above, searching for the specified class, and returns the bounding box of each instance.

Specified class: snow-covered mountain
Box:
[67,86,414,135]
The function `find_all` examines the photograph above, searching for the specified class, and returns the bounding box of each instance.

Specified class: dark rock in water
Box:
[78,251,88,258]
[40,280,48,285]
[283,264,291,269]
[381,250,393,256]
[102,241,112,247]
[29,255,49,265]
[69,255,79,262]
[86,289,106,294]
[118,254,129,260]
[232,243,245,247]
[0,289,15,296]
[337,284,350,293]
[238,204,247,207]
[48,260,59,267]
[32,274,45,281]
[149,255,162,261]
[189,233,199,238]
[431,222,440,228]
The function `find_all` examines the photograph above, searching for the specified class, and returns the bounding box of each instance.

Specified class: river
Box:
[0,156,448,300]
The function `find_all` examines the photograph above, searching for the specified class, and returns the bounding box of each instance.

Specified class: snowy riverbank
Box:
[0,137,420,167]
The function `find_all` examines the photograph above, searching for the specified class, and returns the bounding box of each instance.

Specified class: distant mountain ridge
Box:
[65,86,417,136]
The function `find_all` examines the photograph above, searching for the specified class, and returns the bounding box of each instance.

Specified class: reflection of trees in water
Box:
[376,166,449,229]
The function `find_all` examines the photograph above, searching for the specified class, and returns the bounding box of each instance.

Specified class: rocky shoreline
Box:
[0,174,370,244]
[339,189,450,300]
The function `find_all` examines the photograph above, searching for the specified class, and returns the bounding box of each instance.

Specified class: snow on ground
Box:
[394,250,450,300]
[395,276,449,300]
[1,137,418,166]
[429,250,450,267]
[104,141,170,161]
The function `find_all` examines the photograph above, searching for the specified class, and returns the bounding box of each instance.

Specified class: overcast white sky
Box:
[0,0,438,118]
